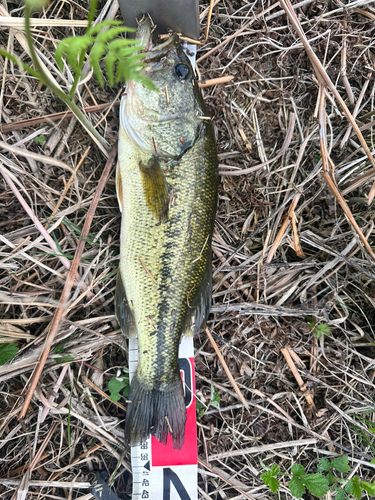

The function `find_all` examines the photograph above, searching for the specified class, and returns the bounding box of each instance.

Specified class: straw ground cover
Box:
[1,0,375,498]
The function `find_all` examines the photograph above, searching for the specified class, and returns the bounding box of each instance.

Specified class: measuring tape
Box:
[129,335,197,500]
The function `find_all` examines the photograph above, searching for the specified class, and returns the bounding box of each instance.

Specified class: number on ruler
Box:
[141,490,149,498]
[163,468,191,500]
[179,358,193,407]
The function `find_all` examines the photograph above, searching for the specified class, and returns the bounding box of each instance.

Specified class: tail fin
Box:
[125,372,186,450]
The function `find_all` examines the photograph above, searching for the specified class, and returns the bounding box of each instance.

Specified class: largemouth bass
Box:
[116,14,218,449]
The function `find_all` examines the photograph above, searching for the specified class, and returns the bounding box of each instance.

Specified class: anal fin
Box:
[139,155,169,222]
[115,270,135,337]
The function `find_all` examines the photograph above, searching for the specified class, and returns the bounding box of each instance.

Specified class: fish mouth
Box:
[136,14,179,63]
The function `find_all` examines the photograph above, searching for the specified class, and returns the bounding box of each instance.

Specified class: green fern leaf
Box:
[123,56,157,91]
[120,52,145,65]
[89,42,107,86]
[53,14,155,90]
[96,27,134,45]
[115,58,129,84]
[89,42,107,62]
[66,37,93,71]
[116,53,143,83]
[138,73,158,91]
[90,56,104,87]
[87,20,123,36]
[87,0,99,28]
[55,39,72,71]
[115,45,143,59]
[105,51,118,86]
[56,36,93,72]
[107,38,141,52]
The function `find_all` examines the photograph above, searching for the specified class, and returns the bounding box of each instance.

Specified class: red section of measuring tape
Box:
[151,357,197,467]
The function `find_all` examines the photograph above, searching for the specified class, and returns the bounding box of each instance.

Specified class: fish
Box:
[115,14,218,450]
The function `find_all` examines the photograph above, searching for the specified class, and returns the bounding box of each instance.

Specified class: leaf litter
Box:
[1,0,375,498]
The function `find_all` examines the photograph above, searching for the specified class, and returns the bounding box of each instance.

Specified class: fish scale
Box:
[116,14,218,449]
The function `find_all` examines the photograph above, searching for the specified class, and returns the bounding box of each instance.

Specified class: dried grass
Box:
[1,0,375,499]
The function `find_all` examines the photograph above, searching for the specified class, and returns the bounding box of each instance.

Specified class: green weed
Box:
[108,371,130,402]
[261,456,375,499]
[307,320,330,339]
[0,342,19,365]
[196,385,220,419]
[34,134,46,146]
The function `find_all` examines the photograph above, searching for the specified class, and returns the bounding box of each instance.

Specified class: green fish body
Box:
[116,15,218,449]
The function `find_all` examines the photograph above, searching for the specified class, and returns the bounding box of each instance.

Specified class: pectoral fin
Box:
[139,155,169,222]
[115,270,135,337]
[116,162,123,213]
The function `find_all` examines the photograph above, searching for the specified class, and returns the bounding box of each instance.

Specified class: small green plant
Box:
[53,335,75,362]
[34,134,45,146]
[53,343,74,363]
[108,371,130,402]
[196,384,220,419]
[356,412,375,438]
[0,342,19,365]
[307,320,330,339]
[261,456,375,499]
[351,409,375,456]
[62,218,98,246]
[55,356,75,363]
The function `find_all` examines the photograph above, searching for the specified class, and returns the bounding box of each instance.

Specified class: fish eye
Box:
[175,63,190,79]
